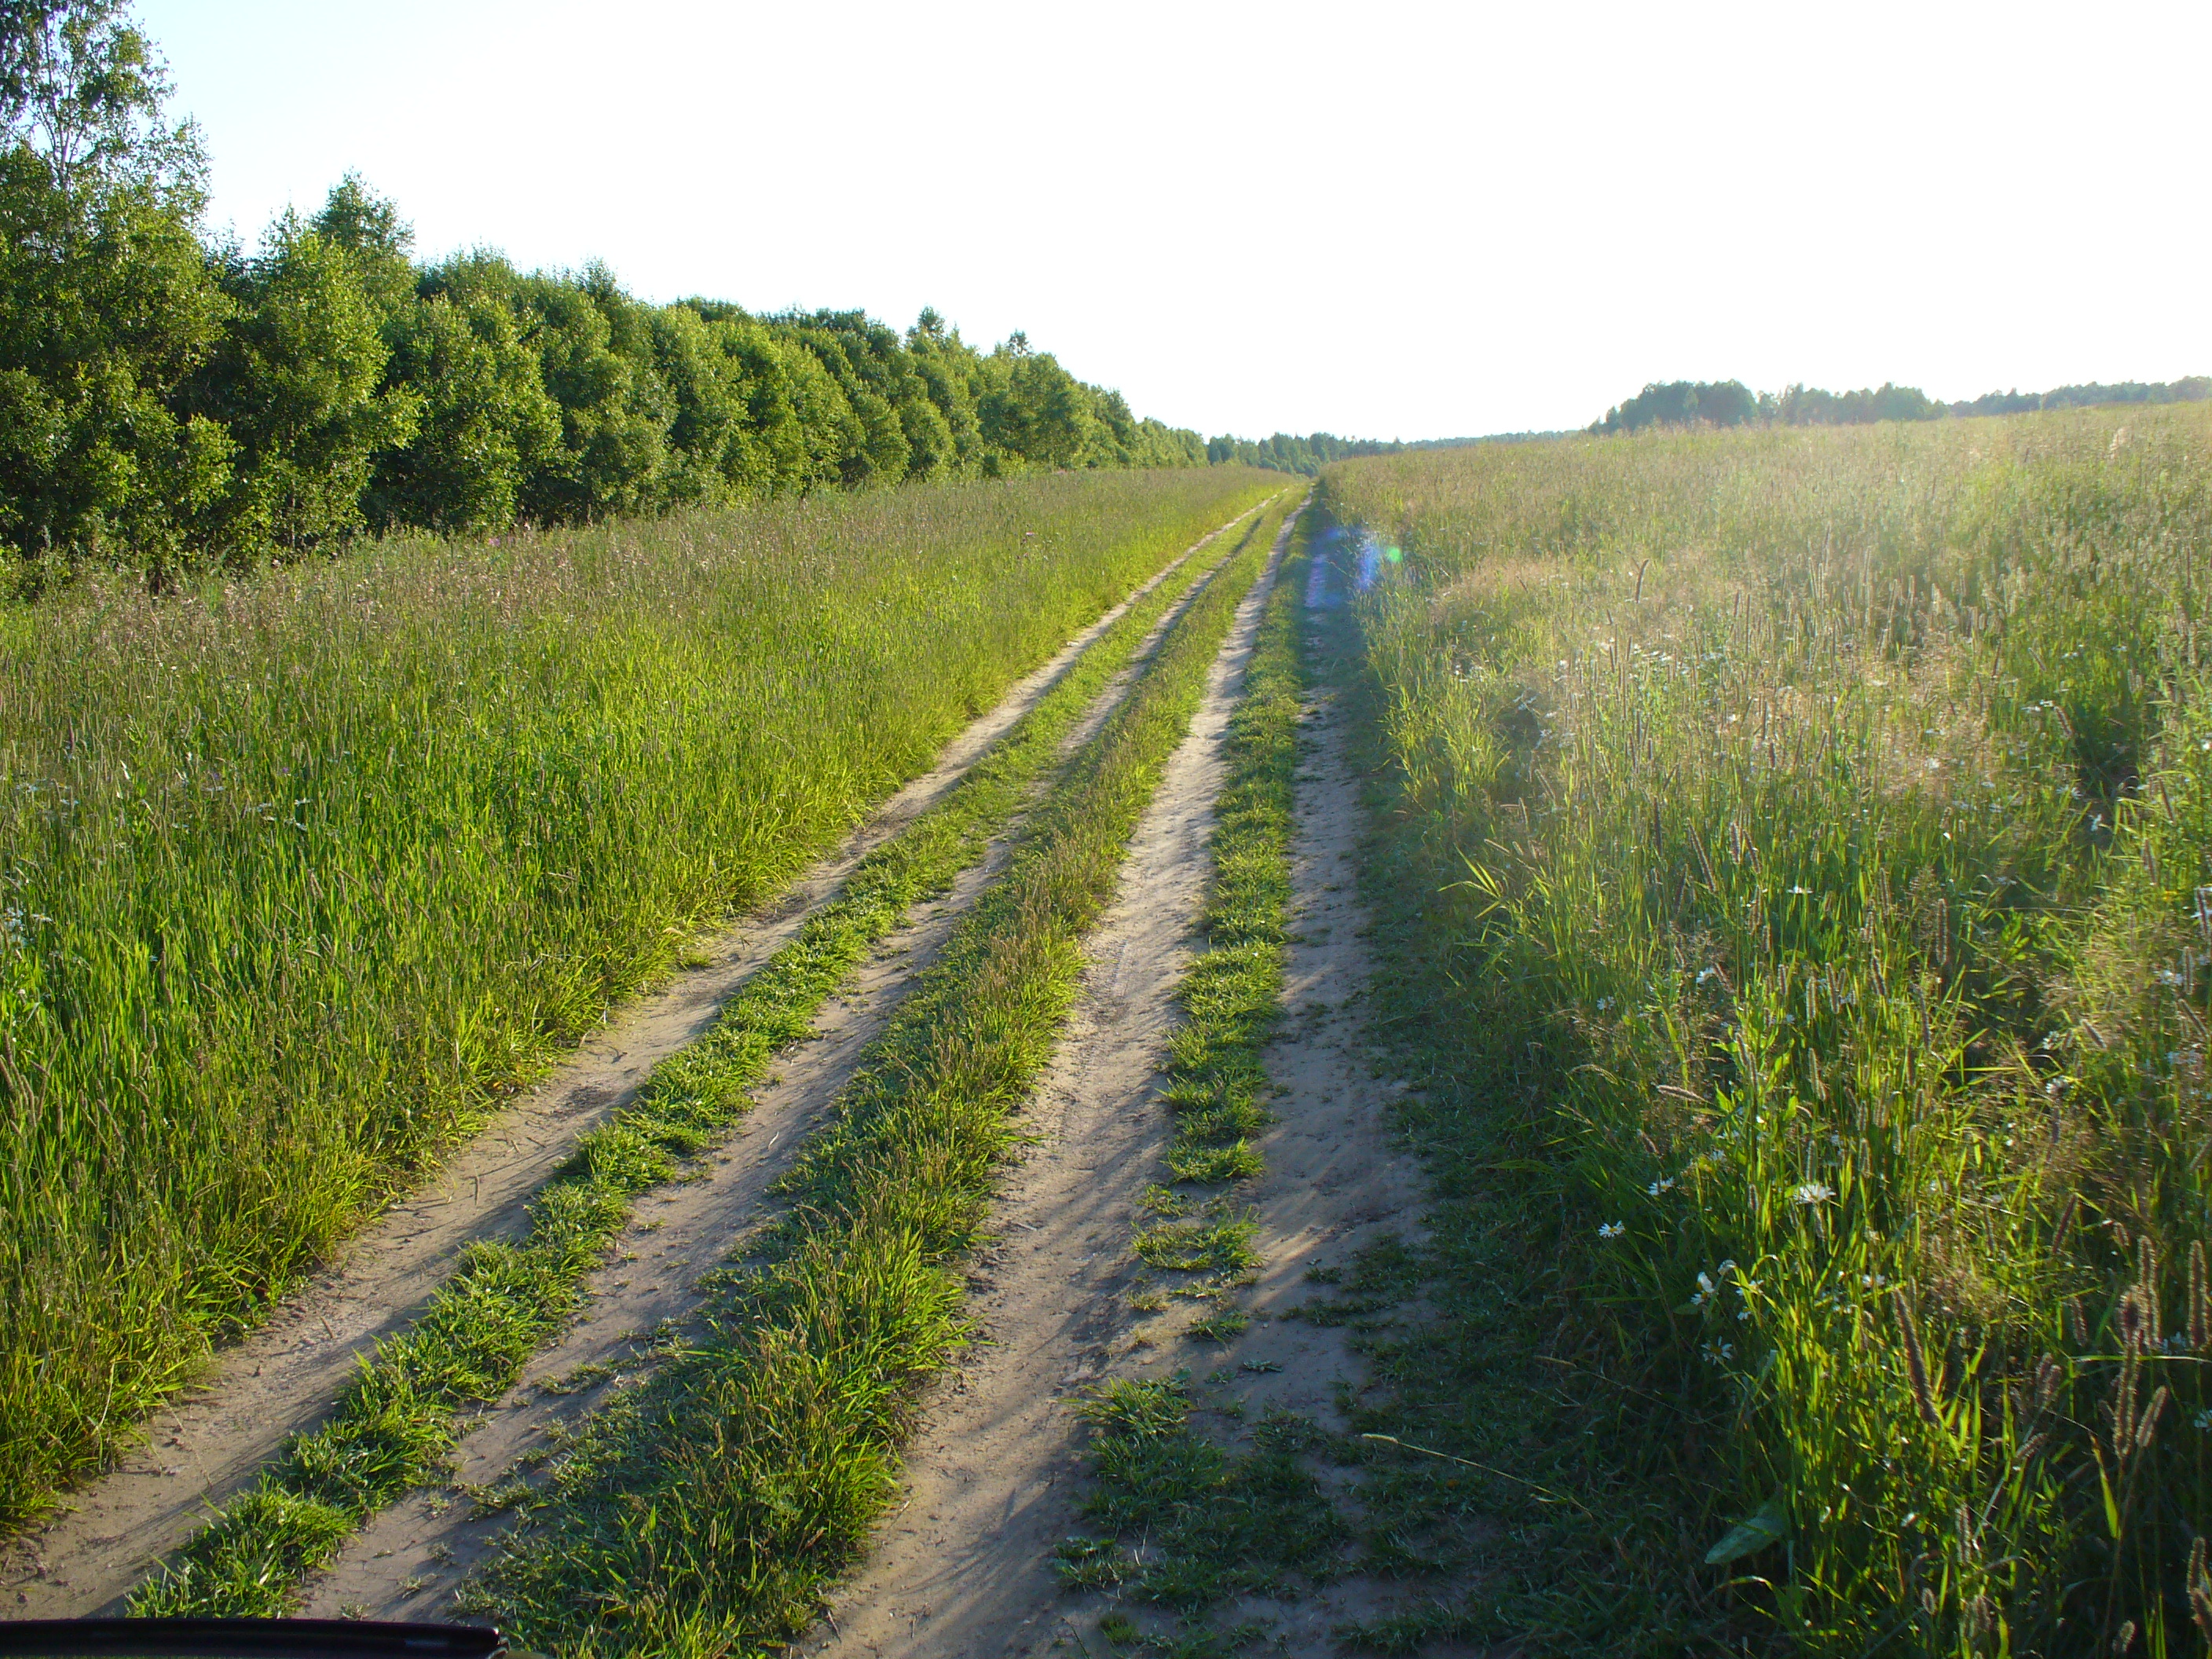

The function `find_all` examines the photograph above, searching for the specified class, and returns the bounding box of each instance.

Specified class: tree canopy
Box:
[0,2,1242,588]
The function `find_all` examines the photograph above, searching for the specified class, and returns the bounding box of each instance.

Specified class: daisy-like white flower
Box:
[1791,1181,1834,1206]
[1598,1221,1625,1239]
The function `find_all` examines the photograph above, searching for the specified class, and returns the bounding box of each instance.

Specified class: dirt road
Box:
[2,511,1254,1620]
[801,519,1426,1657]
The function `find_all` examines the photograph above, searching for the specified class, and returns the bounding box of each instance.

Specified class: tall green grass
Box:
[1328,409,2212,1654]
[0,466,1278,1526]
[460,493,1296,1657]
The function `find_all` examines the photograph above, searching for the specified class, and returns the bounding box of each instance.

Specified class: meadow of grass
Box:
[0,466,1279,1527]
[1323,407,2212,1654]
[457,492,1296,1656]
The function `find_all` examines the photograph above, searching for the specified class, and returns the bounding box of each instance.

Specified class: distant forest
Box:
[1207,432,1402,475]
[1589,375,2211,436]
[0,2,1386,588]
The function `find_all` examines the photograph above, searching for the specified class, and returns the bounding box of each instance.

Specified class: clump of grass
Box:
[453,495,1298,1654]
[0,467,1283,1526]
[1060,1372,1348,1612]
[128,495,1283,1614]
[1133,1214,1260,1275]
[1325,407,2212,1651]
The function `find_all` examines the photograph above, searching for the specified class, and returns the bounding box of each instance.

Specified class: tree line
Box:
[0,3,1256,589]
[1588,375,2210,436]
[1204,430,1402,475]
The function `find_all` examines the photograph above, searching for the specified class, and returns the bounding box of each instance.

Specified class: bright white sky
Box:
[136,0,2212,443]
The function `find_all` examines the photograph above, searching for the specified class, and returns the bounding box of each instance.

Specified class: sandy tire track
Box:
[1,510,1256,1620]
[797,513,1429,1659]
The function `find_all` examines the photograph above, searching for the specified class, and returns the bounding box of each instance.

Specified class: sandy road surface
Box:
[802,518,1430,1658]
[2,510,1257,1619]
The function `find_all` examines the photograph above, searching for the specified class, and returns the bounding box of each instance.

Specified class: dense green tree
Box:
[368,255,559,535]
[1583,375,2211,436]
[192,214,421,557]
[1952,377,2211,417]
[903,306,986,474]
[513,266,671,523]
[309,171,416,319]
[978,336,1102,471]
[0,0,230,584]
[1592,379,1759,435]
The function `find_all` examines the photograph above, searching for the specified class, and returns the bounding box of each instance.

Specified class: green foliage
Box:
[0,0,230,588]
[1593,376,2211,438]
[1954,377,2210,418]
[1327,406,2212,1652]
[1591,378,1762,434]
[192,211,423,557]
[366,263,561,535]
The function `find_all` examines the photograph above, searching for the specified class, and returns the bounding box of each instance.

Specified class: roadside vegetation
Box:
[0,467,1277,1529]
[455,493,1297,1656]
[1324,405,2212,1653]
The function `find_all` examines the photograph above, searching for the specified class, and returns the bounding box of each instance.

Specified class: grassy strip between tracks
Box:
[127,498,1282,1618]
[1119,503,1309,1309]
[456,496,1295,1657]
[1049,508,1361,1640]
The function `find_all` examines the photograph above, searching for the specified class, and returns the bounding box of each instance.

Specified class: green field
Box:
[1324,405,2212,1653]
[0,467,1276,1524]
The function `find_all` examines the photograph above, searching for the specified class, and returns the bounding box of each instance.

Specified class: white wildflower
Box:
[1598,1221,1624,1239]
[1791,1181,1835,1206]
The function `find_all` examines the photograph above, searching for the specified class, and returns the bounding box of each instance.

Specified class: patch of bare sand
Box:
[1,510,1251,1620]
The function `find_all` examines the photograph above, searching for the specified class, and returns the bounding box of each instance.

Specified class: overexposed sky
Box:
[135,0,2212,441]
